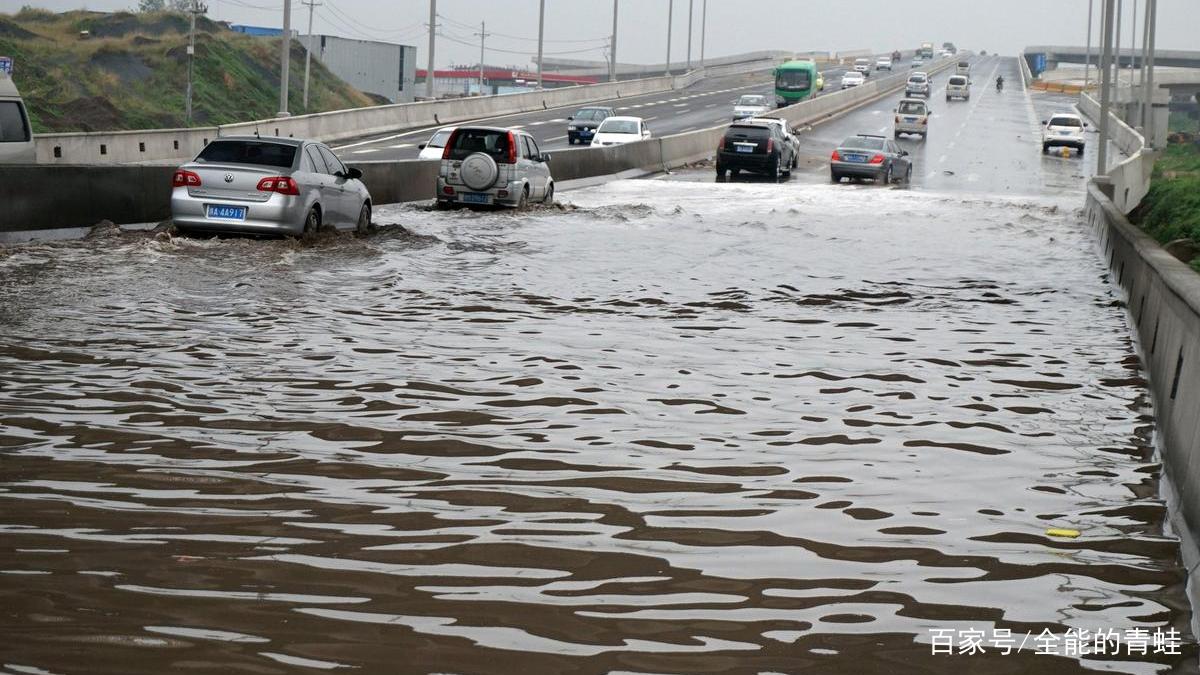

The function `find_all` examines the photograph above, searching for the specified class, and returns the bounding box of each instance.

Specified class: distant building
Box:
[230,24,286,37]
[301,35,417,104]
[416,68,598,98]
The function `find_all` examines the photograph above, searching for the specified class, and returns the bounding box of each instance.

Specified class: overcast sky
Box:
[7,0,1198,70]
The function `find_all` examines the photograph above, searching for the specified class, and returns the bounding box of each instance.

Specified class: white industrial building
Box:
[300,34,418,104]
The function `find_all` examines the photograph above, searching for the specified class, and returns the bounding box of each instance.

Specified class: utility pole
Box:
[536,0,545,89]
[1142,0,1157,146]
[700,0,707,67]
[665,0,672,77]
[425,0,436,98]
[184,0,206,125]
[1128,0,1137,86]
[301,0,320,110]
[278,0,291,117]
[475,21,489,96]
[1098,0,1116,174]
[1084,0,1094,90]
[609,0,618,82]
[686,0,693,71]
[1113,0,1122,88]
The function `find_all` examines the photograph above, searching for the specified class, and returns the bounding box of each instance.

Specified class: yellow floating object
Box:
[1046,528,1080,538]
[1060,146,1071,158]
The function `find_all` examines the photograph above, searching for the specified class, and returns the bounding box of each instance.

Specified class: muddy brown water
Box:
[0,181,1195,674]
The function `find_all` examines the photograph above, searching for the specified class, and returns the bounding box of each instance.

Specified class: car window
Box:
[317,145,346,175]
[447,128,514,161]
[841,136,885,151]
[520,135,535,160]
[726,125,771,141]
[527,136,542,159]
[909,75,926,82]
[949,77,968,85]
[1050,117,1084,128]
[428,129,453,148]
[737,95,767,106]
[574,109,606,121]
[196,140,297,168]
[898,101,926,114]
[599,119,640,134]
[0,101,31,143]
[776,69,811,91]
[301,146,324,173]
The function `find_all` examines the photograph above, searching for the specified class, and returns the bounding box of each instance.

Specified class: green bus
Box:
[773,60,822,107]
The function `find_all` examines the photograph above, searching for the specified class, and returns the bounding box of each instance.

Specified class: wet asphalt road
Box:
[0,57,1194,674]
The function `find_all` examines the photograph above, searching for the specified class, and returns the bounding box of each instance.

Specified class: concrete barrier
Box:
[1,58,952,234]
[1079,91,1154,214]
[1084,179,1200,611]
[33,58,782,167]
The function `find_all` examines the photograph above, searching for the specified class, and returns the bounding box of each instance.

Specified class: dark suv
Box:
[566,106,615,145]
[716,122,796,181]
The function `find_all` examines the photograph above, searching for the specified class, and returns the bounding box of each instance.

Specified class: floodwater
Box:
[0,176,1195,673]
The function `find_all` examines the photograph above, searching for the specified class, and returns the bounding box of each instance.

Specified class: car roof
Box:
[898,98,927,105]
[910,71,928,77]
[576,106,613,112]
[601,115,643,123]
[454,125,523,134]
[213,135,305,146]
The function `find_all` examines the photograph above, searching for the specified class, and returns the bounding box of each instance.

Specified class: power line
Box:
[437,12,607,44]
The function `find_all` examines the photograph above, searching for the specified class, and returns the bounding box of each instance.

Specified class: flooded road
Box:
[1,68,1196,673]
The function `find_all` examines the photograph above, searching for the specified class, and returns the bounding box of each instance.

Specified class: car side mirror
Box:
[418,143,427,150]
[1084,123,1090,128]
[901,150,909,157]
[345,167,363,180]
[567,116,574,121]
[541,153,551,163]
[1042,120,1048,125]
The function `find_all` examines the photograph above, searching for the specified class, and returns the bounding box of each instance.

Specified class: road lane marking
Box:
[387,143,413,149]
[546,135,567,142]
[352,148,380,154]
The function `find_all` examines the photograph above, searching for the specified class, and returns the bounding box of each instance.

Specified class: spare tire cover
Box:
[461,152,499,191]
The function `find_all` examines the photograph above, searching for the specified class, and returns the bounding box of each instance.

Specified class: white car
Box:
[876,58,893,71]
[1041,113,1087,155]
[946,75,970,101]
[417,126,455,160]
[841,71,865,89]
[0,73,34,164]
[591,116,651,146]
[854,58,872,76]
[894,98,931,138]
[732,94,771,121]
[745,117,800,168]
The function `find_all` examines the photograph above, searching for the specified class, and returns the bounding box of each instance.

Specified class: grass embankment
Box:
[0,7,376,132]
[1131,138,1200,274]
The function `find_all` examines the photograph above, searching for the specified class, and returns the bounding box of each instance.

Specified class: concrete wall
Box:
[1079,91,1154,214]
[2,57,952,234]
[1084,180,1200,597]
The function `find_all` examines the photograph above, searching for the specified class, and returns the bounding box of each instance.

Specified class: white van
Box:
[0,73,35,164]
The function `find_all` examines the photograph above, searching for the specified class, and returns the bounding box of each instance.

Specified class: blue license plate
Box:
[905,117,917,122]
[579,130,593,136]
[736,145,755,153]
[207,205,246,220]
[1059,131,1073,136]
[846,155,867,163]
[461,193,490,204]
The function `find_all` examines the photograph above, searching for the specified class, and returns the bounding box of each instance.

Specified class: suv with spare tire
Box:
[436,126,554,209]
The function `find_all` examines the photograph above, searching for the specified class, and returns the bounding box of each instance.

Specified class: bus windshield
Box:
[775,69,812,92]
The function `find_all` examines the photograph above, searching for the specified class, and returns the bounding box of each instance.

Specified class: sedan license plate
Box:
[461,192,491,204]
[735,145,756,154]
[846,154,867,163]
[905,117,918,122]
[1059,131,1073,136]
[207,204,246,220]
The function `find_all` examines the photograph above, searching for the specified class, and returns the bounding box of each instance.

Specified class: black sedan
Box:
[716,122,795,181]
[830,134,912,184]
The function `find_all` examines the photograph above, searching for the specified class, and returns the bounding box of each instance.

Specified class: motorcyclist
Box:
[996,75,1004,91]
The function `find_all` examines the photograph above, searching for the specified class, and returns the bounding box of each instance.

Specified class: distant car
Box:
[716,121,795,180]
[854,58,872,76]
[891,50,903,63]
[732,94,771,121]
[0,74,34,164]
[591,116,651,146]
[830,134,912,185]
[905,72,930,97]
[417,127,455,160]
[745,116,800,168]
[946,75,971,101]
[171,136,372,237]
[841,71,866,89]
[1042,112,1087,155]
[894,98,931,138]
[437,127,554,209]
[567,106,614,145]
[876,57,893,71]
[911,56,924,69]
[956,61,971,78]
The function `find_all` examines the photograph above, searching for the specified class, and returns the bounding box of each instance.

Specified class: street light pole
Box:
[1112,0,1122,88]
[1143,0,1157,146]
[185,0,206,125]
[278,0,291,117]
[425,0,436,98]
[686,0,693,71]
[610,0,618,82]
[302,0,320,110]
[536,0,545,89]
[700,0,707,67]
[1129,0,1137,86]
[665,0,672,77]
[1084,0,1094,90]
[1098,0,1116,174]
[475,21,489,96]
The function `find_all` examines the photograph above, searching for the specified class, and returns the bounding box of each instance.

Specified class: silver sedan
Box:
[171,136,372,237]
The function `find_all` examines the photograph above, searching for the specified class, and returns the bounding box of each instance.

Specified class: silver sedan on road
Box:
[171,136,372,237]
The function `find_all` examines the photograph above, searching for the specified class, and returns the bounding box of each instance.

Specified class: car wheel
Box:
[1078,145,1085,155]
[883,165,893,185]
[302,206,320,239]
[831,172,841,184]
[894,131,901,139]
[1042,143,1050,154]
[905,164,913,183]
[355,202,371,235]
[770,158,781,181]
[543,182,555,204]
[731,168,741,177]
[435,200,453,210]
[517,187,529,210]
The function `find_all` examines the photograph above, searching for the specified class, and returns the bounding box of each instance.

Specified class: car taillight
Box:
[257,176,300,195]
[831,150,841,161]
[504,131,517,164]
[442,185,455,195]
[718,138,725,153]
[869,154,885,164]
[895,116,900,124]
[766,139,774,154]
[920,118,928,125]
[442,129,460,160]
[172,169,201,188]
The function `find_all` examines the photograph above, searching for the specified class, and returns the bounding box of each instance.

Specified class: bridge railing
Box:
[1079,91,1153,214]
